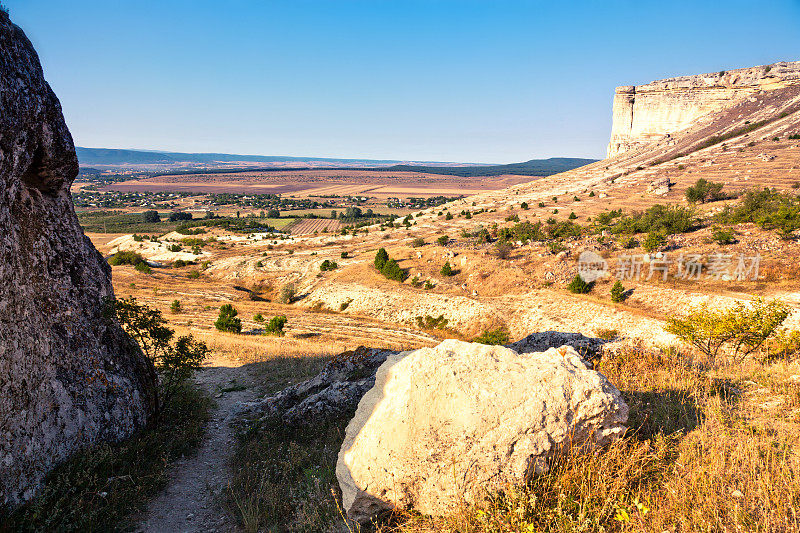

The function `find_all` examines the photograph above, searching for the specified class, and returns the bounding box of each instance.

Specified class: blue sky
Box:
[8,1,800,163]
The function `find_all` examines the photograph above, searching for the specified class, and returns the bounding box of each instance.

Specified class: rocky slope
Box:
[608,61,800,157]
[0,13,155,507]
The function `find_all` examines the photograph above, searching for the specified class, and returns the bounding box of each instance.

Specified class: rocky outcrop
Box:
[0,13,156,507]
[238,332,608,427]
[237,346,398,425]
[608,61,800,157]
[336,340,628,523]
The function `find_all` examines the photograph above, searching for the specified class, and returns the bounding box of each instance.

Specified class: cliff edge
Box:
[608,61,800,157]
[0,13,156,507]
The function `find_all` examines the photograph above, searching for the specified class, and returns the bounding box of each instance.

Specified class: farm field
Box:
[286,218,343,235]
[104,169,535,198]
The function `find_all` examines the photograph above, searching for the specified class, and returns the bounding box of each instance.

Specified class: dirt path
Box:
[137,355,258,533]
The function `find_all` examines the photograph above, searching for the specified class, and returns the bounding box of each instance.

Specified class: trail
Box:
[137,354,258,533]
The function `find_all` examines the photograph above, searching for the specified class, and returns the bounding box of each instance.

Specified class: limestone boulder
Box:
[0,13,156,506]
[336,340,628,523]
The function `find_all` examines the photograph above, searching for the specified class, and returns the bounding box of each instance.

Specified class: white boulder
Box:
[336,340,628,523]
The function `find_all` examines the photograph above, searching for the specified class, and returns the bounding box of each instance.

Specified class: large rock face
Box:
[336,340,628,523]
[0,13,156,507]
[607,61,800,157]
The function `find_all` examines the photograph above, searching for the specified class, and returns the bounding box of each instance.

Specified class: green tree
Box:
[440,262,455,276]
[215,304,242,333]
[686,178,725,203]
[105,297,207,419]
[170,300,182,313]
[142,210,160,223]
[473,327,510,345]
[436,235,449,246]
[567,274,592,294]
[374,248,389,270]
[610,280,625,303]
[381,258,407,281]
[263,315,287,336]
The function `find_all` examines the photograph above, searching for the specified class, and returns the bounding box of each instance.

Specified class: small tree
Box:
[381,258,407,282]
[473,327,510,345]
[567,274,592,294]
[610,280,625,303]
[170,300,182,313]
[643,231,667,252]
[686,178,725,204]
[215,304,242,333]
[253,313,265,323]
[374,248,389,270]
[437,235,449,246]
[263,315,287,336]
[440,262,455,276]
[411,237,425,247]
[279,283,296,304]
[106,297,207,420]
[520,202,529,210]
[320,259,338,271]
[495,242,512,259]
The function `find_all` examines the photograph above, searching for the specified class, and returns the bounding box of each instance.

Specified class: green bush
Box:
[106,297,208,416]
[520,202,529,210]
[134,261,152,274]
[411,237,426,247]
[712,227,736,245]
[445,212,453,220]
[643,231,667,252]
[567,274,592,294]
[686,178,725,203]
[473,328,510,345]
[381,258,407,282]
[263,315,287,336]
[440,262,455,276]
[717,188,800,239]
[415,314,449,329]
[215,304,242,333]
[320,259,338,271]
[665,299,789,361]
[610,280,625,303]
[340,251,348,258]
[170,300,182,314]
[253,313,265,323]
[374,248,389,270]
[437,235,449,246]
[187,269,200,279]
[108,250,146,267]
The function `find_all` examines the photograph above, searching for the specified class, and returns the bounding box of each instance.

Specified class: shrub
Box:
[538,202,545,208]
[108,250,146,267]
[279,283,296,304]
[339,300,352,311]
[170,300,182,314]
[686,178,725,203]
[340,251,348,258]
[106,297,207,416]
[665,299,789,361]
[415,315,449,329]
[320,259,338,271]
[611,204,698,235]
[712,226,736,245]
[520,202,529,209]
[595,328,619,340]
[643,231,667,252]
[495,241,512,259]
[381,258,407,282]
[610,280,625,303]
[436,235,449,246]
[214,304,242,333]
[717,188,800,239]
[134,262,152,274]
[411,237,425,247]
[374,248,389,270]
[473,327,510,345]
[567,274,592,294]
[187,269,200,279]
[253,313,264,323]
[621,236,639,249]
[445,212,453,220]
[440,262,455,276]
[263,315,287,336]
[568,211,577,220]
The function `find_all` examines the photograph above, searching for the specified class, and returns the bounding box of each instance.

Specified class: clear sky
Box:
[7,0,800,163]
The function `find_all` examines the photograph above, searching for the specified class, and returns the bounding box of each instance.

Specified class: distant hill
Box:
[75,147,454,168]
[377,158,598,177]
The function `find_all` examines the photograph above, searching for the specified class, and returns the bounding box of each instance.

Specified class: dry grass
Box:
[223,340,800,533]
